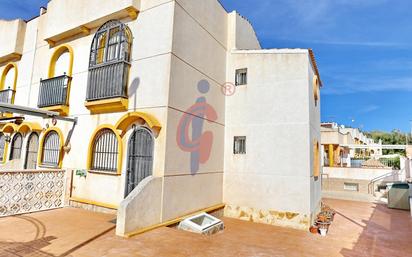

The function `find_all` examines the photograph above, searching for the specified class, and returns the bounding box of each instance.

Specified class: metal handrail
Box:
[367,169,402,194]
[0,88,15,104]
[88,59,131,70]
[38,74,71,108]
[86,61,129,101]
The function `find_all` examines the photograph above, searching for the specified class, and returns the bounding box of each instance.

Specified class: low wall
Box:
[323,167,395,181]
[322,177,370,194]
[116,176,163,236]
[322,167,402,201]
[0,169,66,216]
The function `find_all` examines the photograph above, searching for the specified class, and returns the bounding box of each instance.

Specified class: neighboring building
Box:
[321,122,382,167]
[0,0,322,235]
[320,123,392,202]
[224,48,322,229]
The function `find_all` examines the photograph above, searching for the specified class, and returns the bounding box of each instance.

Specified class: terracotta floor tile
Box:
[0,199,411,257]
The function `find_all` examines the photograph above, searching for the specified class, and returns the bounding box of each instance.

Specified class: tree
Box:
[365,130,407,155]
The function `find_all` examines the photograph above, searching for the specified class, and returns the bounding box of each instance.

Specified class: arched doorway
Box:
[25,132,39,169]
[125,126,154,197]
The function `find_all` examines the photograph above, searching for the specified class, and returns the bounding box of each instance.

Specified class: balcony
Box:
[43,0,138,46]
[0,88,15,104]
[38,75,71,116]
[85,61,129,114]
[0,19,26,63]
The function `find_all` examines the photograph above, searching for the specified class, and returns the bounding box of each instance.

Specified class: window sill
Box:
[88,169,121,176]
[85,97,128,114]
[41,105,69,116]
[39,164,60,169]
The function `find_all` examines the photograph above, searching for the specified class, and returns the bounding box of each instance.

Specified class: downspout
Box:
[63,117,78,153]
[27,26,39,106]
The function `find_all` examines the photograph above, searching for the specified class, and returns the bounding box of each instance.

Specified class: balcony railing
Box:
[0,88,14,104]
[38,75,71,108]
[86,61,129,101]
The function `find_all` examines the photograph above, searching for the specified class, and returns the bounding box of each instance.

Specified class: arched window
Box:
[4,66,15,89]
[53,50,70,77]
[89,20,132,67]
[0,63,18,104]
[25,132,39,169]
[9,133,22,160]
[38,45,73,115]
[48,45,74,78]
[91,128,119,172]
[86,20,132,104]
[0,133,6,162]
[41,131,61,167]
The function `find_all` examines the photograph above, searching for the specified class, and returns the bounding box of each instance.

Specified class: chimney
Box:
[40,7,47,16]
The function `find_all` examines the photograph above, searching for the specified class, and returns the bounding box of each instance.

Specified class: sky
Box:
[1,0,412,132]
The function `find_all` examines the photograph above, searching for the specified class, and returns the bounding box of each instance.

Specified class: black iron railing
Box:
[86,60,129,101]
[0,88,15,104]
[38,75,71,108]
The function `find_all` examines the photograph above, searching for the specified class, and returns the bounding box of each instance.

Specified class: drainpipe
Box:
[63,117,78,153]
[27,26,39,107]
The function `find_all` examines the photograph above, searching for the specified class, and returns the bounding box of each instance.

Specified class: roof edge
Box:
[309,49,323,87]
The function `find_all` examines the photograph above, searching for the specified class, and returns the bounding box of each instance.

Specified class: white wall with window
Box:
[224,49,322,230]
[233,136,246,154]
[235,68,247,86]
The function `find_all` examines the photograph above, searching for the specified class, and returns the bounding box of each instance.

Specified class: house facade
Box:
[321,122,382,167]
[0,0,322,235]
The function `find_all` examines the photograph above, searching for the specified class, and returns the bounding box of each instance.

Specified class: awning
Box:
[0,103,77,123]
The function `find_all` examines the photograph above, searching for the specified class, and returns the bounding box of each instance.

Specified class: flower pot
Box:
[319,228,328,236]
[309,226,318,234]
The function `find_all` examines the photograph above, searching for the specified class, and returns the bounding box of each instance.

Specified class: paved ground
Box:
[0,199,411,257]
[0,207,115,257]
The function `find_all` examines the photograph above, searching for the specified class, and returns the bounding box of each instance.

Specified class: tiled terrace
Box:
[0,198,411,257]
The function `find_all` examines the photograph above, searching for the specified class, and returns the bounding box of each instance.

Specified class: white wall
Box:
[224,49,319,218]
[227,12,261,50]
[323,167,395,181]
[0,19,26,61]
[308,55,322,215]
[158,0,228,221]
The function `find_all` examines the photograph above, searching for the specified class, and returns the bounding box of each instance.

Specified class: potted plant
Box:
[317,213,329,223]
[309,225,319,234]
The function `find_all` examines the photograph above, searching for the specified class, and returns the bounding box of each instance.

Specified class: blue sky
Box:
[1,0,412,132]
[221,0,412,132]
